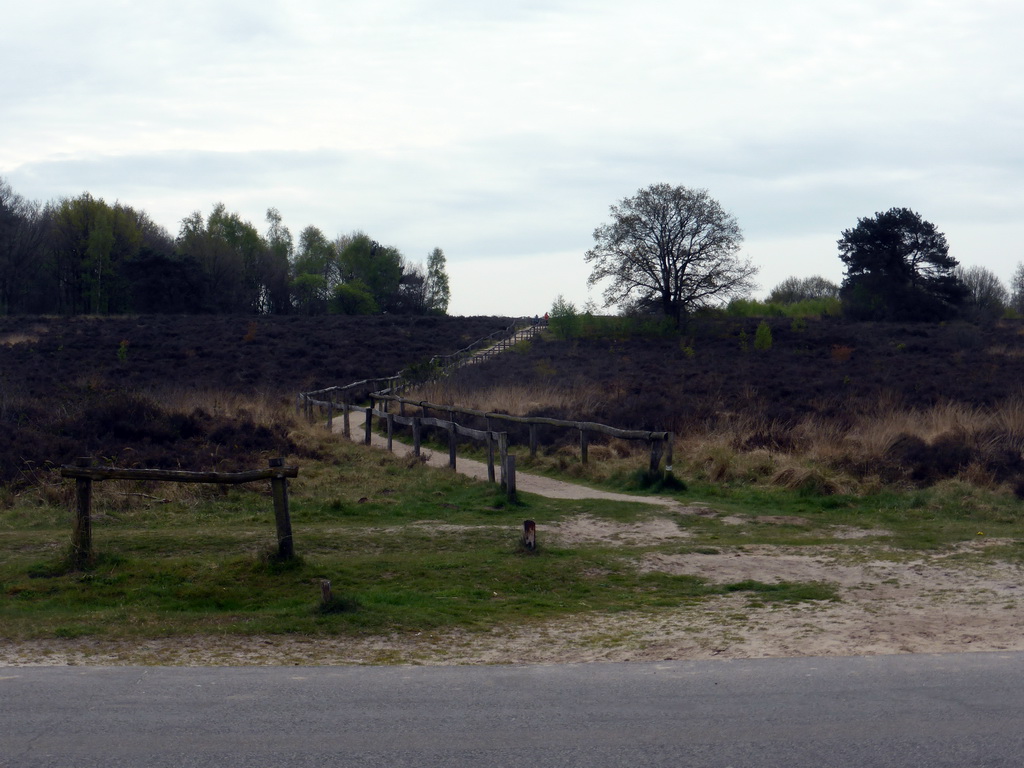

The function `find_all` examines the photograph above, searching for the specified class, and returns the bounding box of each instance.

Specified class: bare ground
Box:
[4,420,1022,667]
[2,525,1021,667]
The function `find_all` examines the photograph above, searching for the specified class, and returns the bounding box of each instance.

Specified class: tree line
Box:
[0,178,450,316]
[584,183,1024,325]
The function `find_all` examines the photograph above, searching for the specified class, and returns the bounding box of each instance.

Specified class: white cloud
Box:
[2,0,1024,315]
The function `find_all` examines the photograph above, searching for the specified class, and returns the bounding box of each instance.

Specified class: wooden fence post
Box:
[447,423,457,469]
[506,454,517,501]
[412,417,422,456]
[529,424,538,458]
[499,433,509,490]
[72,456,94,568]
[342,403,351,438]
[363,406,372,445]
[580,429,589,464]
[269,458,295,561]
[486,431,496,483]
[649,437,664,475]
[386,413,394,452]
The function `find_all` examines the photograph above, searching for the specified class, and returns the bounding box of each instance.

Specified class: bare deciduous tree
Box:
[1010,262,1024,316]
[585,183,756,326]
[955,264,1008,321]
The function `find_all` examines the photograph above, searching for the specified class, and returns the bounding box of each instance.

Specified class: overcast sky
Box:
[2,1,1022,316]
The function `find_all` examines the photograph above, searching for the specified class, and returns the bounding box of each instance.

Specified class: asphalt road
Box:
[3,653,1023,767]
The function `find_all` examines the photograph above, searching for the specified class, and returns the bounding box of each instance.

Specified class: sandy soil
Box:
[3,521,1021,667]
[4,419,1022,667]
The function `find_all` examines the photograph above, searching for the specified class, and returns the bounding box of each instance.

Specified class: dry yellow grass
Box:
[153,387,291,424]
[358,377,1024,493]
[486,385,1022,490]
[407,381,606,417]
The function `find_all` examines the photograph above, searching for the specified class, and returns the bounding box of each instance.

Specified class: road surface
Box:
[3,653,1023,767]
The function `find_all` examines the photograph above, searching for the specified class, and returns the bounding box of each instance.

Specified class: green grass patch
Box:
[723,580,840,604]
[1,433,1021,645]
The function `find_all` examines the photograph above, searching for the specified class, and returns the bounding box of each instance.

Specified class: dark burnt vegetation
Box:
[448,316,1024,488]
[0,314,510,490]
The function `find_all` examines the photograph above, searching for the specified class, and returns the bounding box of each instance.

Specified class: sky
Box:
[2,0,1022,316]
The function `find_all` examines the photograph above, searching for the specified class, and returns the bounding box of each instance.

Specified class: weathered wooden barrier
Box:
[296,317,674,492]
[296,396,519,498]
[370,394,673,474]
[59,457,299,568]
[298,390,672,484]
[448,322,542,368]
[294,319,540,424]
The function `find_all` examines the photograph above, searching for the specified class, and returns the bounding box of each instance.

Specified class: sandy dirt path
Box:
[332,408,681,506]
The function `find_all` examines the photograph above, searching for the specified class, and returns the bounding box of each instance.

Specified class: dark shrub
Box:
[916,433,974,483]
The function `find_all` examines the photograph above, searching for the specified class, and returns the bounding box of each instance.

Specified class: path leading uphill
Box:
[332,409,679,508]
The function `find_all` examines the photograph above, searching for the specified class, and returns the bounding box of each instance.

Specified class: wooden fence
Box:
[296,317,674,487]
[372,395,673,474]
[297,389,672,481]
[297,398,518,497]
[300,319,541,409]
[294,320,540,419]
[59,457,299,568]
[447,322,542,368]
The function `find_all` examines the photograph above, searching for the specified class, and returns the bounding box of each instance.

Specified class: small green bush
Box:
[548,295,581,339]
[724,297,841,319]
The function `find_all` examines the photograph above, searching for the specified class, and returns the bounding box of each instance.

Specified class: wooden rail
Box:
[316,403,516,495]
[60,457,299,568]
[370,395,673,474]
[297,319,539,411]
[296,316,674,483]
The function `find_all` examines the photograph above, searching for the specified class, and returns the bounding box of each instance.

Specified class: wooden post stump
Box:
[522,519,536,550]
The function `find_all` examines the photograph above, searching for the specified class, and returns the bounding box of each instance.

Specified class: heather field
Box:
[0,314,511,489]
[4,313,1024,663]
[5,313,1024,493]
[424,316,1024,492]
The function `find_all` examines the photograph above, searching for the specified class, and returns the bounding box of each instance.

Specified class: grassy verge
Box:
[3,419,1022,644]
